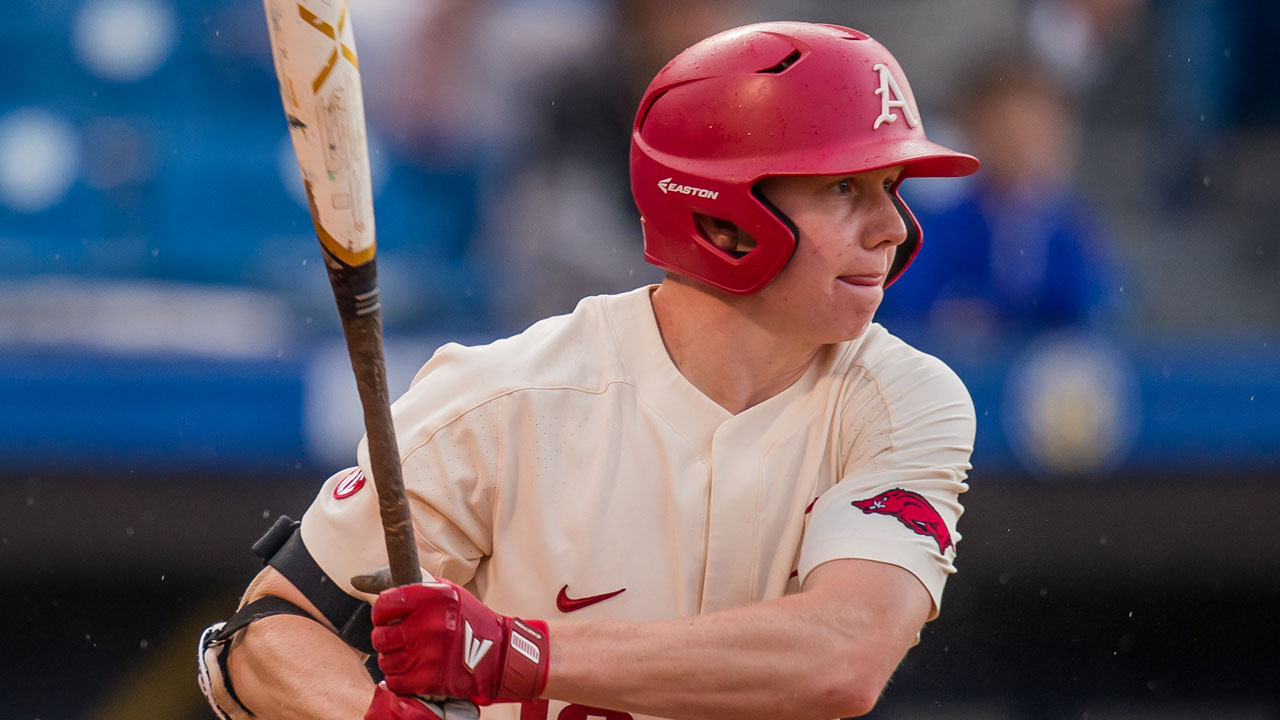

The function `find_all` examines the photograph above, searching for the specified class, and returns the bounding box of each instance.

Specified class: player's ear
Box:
[694,213,758,257]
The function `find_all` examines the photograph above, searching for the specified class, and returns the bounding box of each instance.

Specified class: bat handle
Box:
[325,258,423,588]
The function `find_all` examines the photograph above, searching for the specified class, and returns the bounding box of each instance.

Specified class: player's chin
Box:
[818,304,878,344]
[840,304,883,340]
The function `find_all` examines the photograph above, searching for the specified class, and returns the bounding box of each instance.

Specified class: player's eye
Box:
[833,179,852,194]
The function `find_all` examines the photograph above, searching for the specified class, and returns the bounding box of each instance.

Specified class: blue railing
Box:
[2,332,1276,478]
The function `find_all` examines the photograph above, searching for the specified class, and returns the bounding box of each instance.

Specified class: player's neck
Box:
[650,280,821,415]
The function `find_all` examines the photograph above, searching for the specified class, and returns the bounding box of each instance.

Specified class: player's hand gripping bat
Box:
[261,3,476,717]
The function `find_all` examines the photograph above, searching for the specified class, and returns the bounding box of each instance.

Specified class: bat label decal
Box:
[263,0,375,266]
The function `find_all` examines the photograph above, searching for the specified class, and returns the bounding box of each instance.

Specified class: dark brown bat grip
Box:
[325,257,422,588]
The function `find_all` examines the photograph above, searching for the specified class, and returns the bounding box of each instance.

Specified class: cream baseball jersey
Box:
[301,285,975,720]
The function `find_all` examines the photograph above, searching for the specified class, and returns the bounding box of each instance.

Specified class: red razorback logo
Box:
[333,468,365,499]
[852,489,953,554]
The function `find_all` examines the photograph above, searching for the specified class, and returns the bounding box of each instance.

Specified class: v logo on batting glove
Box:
[370,578,549,702]
[462,621,493,673]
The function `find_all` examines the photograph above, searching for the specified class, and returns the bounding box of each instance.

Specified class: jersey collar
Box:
[605,286,730,456]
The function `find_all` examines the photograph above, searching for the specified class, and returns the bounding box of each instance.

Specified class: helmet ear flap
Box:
[885,184,922,287]
[632,146,797,295]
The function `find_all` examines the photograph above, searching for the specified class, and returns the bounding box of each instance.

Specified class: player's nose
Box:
[859,192,909,251]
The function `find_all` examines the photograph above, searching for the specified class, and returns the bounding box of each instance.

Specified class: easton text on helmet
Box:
[658,178,719,200]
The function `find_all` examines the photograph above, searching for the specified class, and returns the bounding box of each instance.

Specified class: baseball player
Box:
[198,21,978,720]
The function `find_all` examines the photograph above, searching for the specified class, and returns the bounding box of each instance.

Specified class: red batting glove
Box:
[370,579,550,705]
[365,682,444,720]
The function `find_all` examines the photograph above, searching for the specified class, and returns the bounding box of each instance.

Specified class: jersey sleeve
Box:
[797,351,975,617]
[300,395,501,603]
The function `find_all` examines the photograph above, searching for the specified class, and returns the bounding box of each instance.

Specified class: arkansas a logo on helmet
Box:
[872,63,920,130]
[852,489,954,554]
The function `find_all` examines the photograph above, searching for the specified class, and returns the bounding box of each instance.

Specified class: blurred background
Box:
[2,0,1278,718]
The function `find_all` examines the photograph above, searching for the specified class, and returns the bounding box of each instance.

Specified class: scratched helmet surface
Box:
[630,22,979,295]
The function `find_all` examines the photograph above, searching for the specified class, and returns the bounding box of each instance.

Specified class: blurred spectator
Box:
[878,56,1122,349]
[1025,0,1147,91]
[479,0,756,331]
[351,0,659,333]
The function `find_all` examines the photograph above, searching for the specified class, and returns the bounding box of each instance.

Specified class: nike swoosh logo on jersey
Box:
[556,584,626,613]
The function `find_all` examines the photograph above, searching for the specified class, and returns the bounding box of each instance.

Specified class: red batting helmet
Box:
[630,22,979,295]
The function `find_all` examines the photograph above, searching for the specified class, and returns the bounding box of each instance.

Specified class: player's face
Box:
[750,167,908,344]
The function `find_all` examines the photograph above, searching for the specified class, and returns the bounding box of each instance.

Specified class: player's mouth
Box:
[837,274,885,287]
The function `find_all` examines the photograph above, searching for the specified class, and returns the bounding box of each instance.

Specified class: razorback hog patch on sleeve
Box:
[852,489,953,554]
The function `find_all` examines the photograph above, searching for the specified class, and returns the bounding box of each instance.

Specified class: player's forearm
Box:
[224,568,376,719]
[227,613,376,720]
[544,590,907,720]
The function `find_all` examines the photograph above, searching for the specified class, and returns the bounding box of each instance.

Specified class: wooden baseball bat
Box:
[261,0,420,589]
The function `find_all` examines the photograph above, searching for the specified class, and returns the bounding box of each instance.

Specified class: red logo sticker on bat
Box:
[852,489,953,554]
[333,468,366,499]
